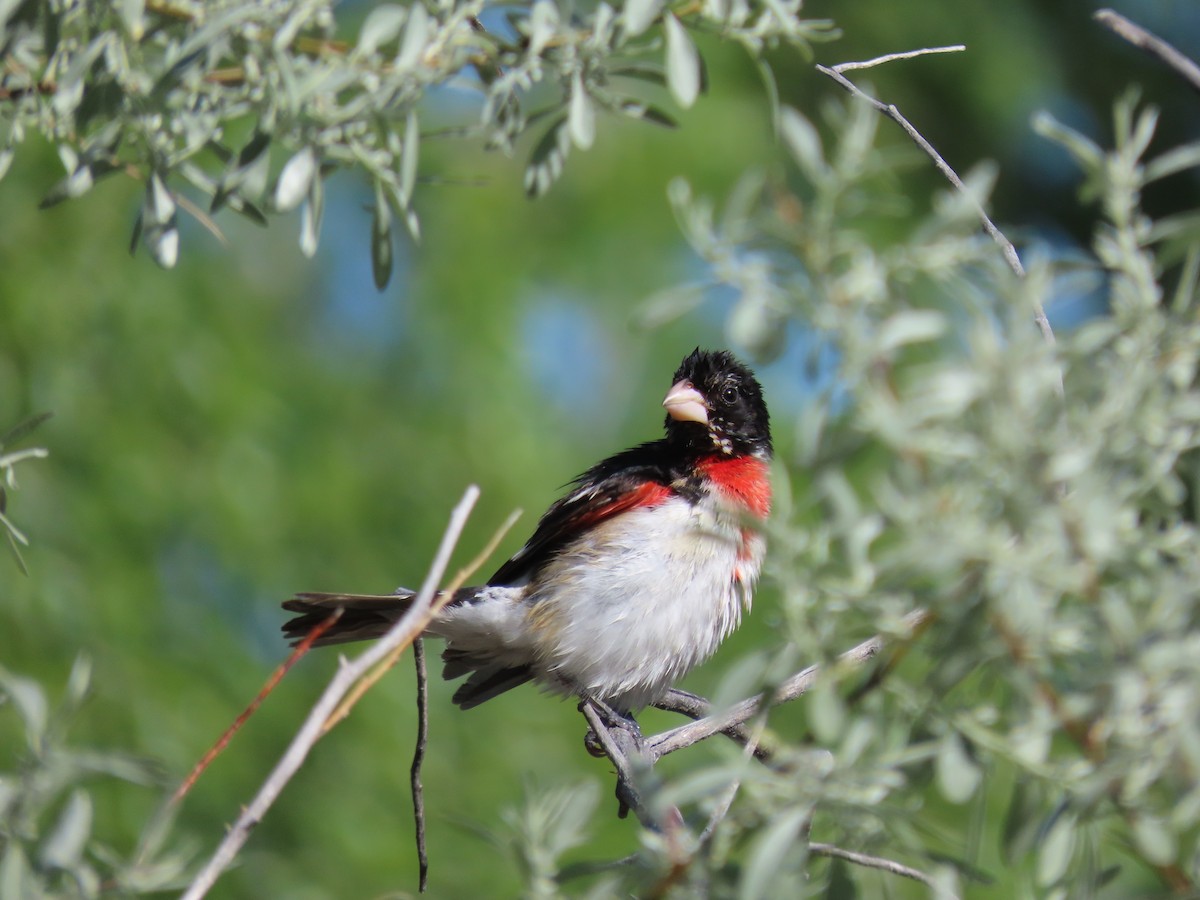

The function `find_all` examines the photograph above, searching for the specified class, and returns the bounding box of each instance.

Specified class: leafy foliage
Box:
[0,658,190,897]
[0,0,832,276]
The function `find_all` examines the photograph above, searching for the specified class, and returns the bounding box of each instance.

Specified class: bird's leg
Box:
[579,697,654,823]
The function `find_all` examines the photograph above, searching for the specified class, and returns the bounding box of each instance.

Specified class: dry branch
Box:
[814,49,1058,348]
[1096,9,1200,95]
[180,485,482,900]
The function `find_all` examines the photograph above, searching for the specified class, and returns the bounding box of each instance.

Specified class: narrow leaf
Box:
[664,14,700,108]
[568,72,595,150]
[396,2,429,70]
[357,3,407,55]
[935,732,981,804]
[40,790,93,870]
[275,146,316,212]
[399,110,419,207]
[739,807,809,900]
[622,0,663,37]
[371,184,393,290]
[299,176,324,257]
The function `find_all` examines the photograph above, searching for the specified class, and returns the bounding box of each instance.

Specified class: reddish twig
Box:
[171,608,343,805]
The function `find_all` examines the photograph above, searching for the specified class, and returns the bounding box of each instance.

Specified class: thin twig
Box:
[1095,9,1200,95]
[180,485,481,900]
[411,638,430,893]
[321,508,521,732]
[648,611,928,761]
[832,45,966,74]
[815,54,1059,350]
[809,843,956,896]
[171,608,343,806]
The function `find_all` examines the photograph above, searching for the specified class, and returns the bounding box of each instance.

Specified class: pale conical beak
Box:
[662,380,708,425]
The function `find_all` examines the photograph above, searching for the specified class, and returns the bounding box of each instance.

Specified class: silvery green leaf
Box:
[633,282,706,328]
[0,148,12,182]
[396,2,429,70]
[275,146,316,212]
[1131,815,1176,866]
[52,34,110,116]
[807,678,843,743]
[1032,111,1103,174]
[780,105,826,181]
[728,293,785,360]
[615,100,676,128]
[399,110,419,207]
[622,0,663,37]
[40,790,92,870]
[1145,140,1200,184]
[118,0,146,38]
[371,183,393,290]
[0,668,47,747]
[38,165,94,208]
[65,653,92,709]
[528,0,559,55]
[876,309,947,352]
[147,222,179,269]
[403,207,420,243]
[935,732,981,804]
[664,14,700,108]
[0,844,32,900]
[739,807,809,900]
[357,3,407,56]
[299,176,324,258]
[524,116,570,198]
[147,172,175,225]
[568,73,595,150]
[1036,811,1076,887]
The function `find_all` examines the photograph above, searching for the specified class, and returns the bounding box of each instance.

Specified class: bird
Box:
[282,348,772,716]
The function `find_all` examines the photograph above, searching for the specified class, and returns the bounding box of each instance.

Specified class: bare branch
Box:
[815,58,1059,349]
[1095,9,1200,95]
[809,843,957,896]
[180,485,482,900]
[647,613,929,761]
[832,45,965,74]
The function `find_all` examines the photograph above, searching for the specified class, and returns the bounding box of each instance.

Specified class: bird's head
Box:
[662,348,772,460]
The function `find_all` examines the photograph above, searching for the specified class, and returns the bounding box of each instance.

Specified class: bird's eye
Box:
[720,384,739,404]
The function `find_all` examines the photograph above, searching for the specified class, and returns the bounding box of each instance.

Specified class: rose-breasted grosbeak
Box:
[282,348,772,714]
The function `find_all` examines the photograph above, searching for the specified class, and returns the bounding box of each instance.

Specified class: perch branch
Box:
[647,610,928,761]
[1095,9,1200,95]
[180,485,482,900]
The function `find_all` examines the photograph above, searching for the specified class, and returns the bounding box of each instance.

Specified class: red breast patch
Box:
[697,456,772,518]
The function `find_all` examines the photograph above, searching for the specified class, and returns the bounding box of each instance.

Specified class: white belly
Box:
[520,494,762,710]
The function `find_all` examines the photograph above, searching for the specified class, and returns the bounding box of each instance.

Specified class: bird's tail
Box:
[281,588,536,708]
[281,590,429,647]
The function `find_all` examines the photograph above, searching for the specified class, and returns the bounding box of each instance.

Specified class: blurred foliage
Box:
[0,0,832,274]
[0,657,190,897]
[4,0,1200,898]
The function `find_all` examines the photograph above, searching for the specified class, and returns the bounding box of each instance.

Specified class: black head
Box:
[661,348,772,459]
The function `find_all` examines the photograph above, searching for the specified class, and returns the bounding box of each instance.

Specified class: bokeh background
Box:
[2,1,1198,896]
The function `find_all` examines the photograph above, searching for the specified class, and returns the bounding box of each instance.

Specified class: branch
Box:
[809,843,957,896]
[647,611,928,761]
[815,52,1059,349]
[1095,9,1200,95]
[179,485,482,900]
[831,45,966,74]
